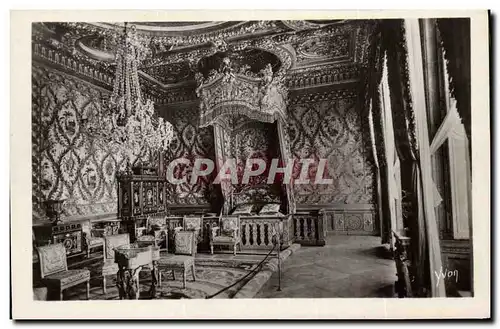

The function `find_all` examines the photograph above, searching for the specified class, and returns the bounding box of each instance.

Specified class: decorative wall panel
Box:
[32,62,127,221]
[161,105,216,206]
[288,90,375,205]
[320,205,377,235]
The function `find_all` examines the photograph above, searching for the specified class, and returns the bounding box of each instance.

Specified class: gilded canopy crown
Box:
[196,49,288,128]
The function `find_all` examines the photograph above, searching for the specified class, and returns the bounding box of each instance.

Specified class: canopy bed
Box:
[194,48,296,249]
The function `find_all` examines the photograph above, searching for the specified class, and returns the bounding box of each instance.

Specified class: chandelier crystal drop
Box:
[85,23,174,163]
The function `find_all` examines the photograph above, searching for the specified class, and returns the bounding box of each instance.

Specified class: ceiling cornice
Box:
[32,19,379,105]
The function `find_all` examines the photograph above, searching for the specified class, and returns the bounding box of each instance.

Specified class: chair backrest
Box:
[80,219,92,236]
[104,233,130,261]
[183,215,202,231]
[147,214,167,231]
[174,231,196,256]
[37,243,68,279]
[221,216,240,235]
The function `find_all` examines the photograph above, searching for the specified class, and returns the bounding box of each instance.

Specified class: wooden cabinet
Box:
[117,167,167,242]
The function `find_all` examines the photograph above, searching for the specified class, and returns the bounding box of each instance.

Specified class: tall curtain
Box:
[384,19,427,295]
[362,25,392,244]
[372,78,392,245]
[383,19,442,296]
[380,55,402,244]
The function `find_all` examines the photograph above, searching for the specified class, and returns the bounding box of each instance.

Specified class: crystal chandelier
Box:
[85,23,174,165]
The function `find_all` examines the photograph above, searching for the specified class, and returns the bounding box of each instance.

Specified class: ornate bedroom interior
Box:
[31,18,472,300]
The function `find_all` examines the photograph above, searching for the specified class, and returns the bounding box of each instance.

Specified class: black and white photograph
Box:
[10,10,490,319]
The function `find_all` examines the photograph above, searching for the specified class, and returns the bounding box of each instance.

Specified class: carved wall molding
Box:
[33,19,378,105]
[32,43,114,91]
[288,87,359,104]
[79,21,285,50]
[280,20,325,31]
[440,239,471,255]
[297,33,351,60]
[286,64,361,89]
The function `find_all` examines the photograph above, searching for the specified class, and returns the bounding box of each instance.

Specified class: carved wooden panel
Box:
[320,207,377,235]
[363,213,374,232]
[333,213,345,231]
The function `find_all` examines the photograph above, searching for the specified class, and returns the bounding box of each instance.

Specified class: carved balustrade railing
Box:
[293,211,326,246]
[161,214,293,253]
[239,216,292,251]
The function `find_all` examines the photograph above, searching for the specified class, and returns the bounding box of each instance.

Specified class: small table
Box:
[114,244,160,299]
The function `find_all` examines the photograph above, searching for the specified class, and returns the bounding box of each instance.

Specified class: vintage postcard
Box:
[10,9,490,319]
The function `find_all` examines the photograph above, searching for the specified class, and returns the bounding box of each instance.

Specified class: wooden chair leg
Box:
[86,280,90,300]
[233,244,237,256]
[192,263,196,281]
[210,245,214,255]
[103,276,107,295]
[60,289,64,301]
[182,267,186,289]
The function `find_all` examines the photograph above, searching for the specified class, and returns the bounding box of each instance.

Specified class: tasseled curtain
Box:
[382,19,430,296]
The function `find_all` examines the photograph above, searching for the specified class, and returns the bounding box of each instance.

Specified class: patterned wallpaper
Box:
[161,105,216,206]
[32,63,127,221]
[32,61,374,219]
[288,91,375,205]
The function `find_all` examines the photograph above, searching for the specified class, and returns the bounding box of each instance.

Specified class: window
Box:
[429,49,471,240]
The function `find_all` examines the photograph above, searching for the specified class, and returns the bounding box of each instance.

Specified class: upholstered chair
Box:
[157,231,197,289]
[36,243,90,300]
[102,233,130,295]
[183,215,203,250]
[210,215,241,256]
[136,214,168,249]
[81,219,104,258]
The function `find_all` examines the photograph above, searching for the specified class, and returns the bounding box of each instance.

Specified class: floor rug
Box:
[61,259,260,300]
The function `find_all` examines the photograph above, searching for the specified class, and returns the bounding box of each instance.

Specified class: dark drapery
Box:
[362,23,392,244]
[382,19,431,296]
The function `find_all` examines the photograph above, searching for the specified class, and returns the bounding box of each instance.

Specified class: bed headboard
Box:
[231,184,282,211]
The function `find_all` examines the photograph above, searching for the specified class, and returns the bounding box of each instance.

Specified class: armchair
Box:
[210,215,241,256]
[136,214,168,249]
[81,219,104,258]
[36,243,90,300]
